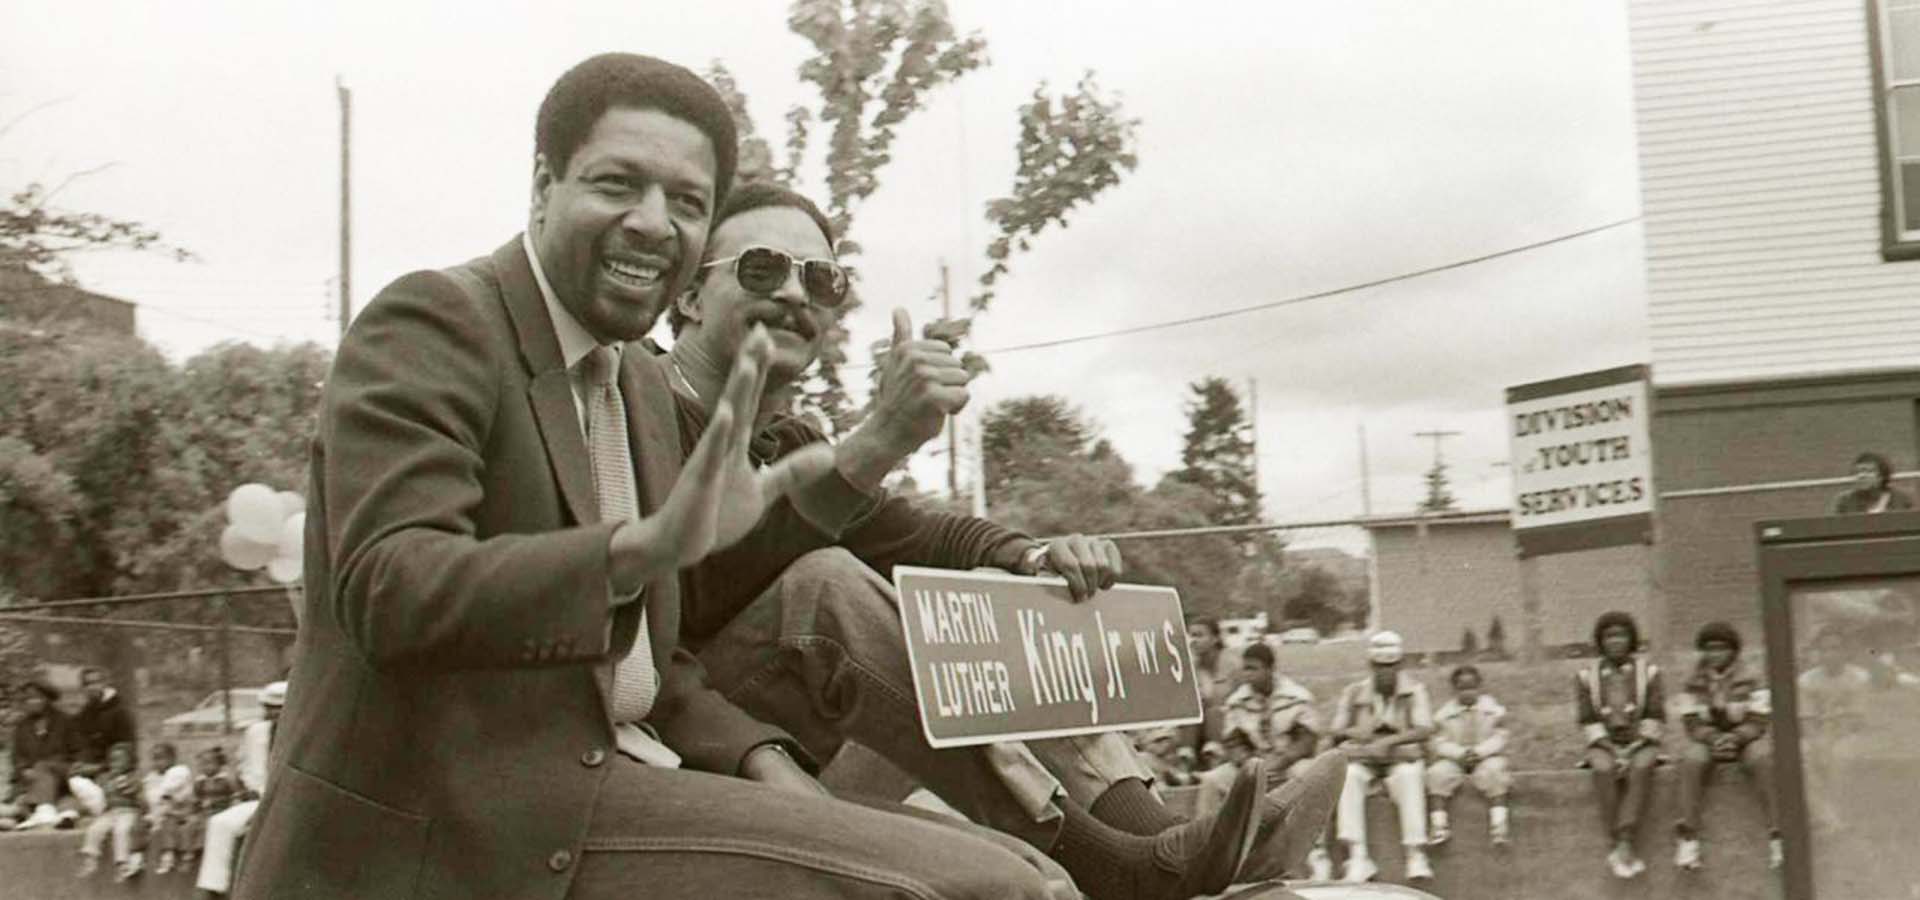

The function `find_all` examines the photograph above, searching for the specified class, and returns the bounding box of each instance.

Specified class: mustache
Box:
[746,302,820,340]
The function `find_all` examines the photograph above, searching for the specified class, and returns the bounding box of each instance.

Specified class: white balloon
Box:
[277,512,307,561]
[227,483,283,539]
[219,524,275,571]
[266,555,301,584]
[276,490,306,519]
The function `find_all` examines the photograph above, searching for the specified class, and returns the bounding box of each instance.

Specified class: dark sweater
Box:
[10,710,77,778]
[71,691,137,766]
[668,383,1036,644]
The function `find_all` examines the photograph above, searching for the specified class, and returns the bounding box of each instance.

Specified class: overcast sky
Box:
[1,0,1651,544]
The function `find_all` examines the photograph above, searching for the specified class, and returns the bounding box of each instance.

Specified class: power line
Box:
[13,584,287,613]
[911,216,1641,363]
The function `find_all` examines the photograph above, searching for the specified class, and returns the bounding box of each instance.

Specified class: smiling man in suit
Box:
[233,53,1074,900]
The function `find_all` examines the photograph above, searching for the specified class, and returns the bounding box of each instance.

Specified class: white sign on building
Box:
[1506,364,1654,557]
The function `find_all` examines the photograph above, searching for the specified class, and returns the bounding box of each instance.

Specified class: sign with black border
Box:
[892,566,1203,749]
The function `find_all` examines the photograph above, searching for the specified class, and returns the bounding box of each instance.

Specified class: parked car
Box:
[1277,627,1322,645]
[160,688,264,740]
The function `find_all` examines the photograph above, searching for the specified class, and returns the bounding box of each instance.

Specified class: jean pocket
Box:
[236,765,431,899]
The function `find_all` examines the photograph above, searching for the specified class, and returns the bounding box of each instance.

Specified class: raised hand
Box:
[866,308,974,454]
[617,327,835,580]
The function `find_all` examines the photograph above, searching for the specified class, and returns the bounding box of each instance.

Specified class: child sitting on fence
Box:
[77,741,145,881]
[142,742,195,875]
[184,746,241,858]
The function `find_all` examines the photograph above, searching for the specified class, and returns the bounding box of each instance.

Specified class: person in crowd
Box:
[183,747,239,865]
[1198,729,1259,814]
[10,680,79,830]
[1171,748,1199,786]
[241,53,1111,900]
[1327,631,1434,883]
[1796,627,1872,832]
[1830,451,1913,514]
[77,741,145,880]
[1137,729,1198,788]
[143,741,195,875]
[658,179,1274,898]
[1187,616,1244,747]
[70,666,137,785]
[1673,622,1778,872]
[1576,610,1666,880]
[1198,741,1225,773]
[1220,634,1344,880]
[196,680,282,897]
[1425,664,1512,847]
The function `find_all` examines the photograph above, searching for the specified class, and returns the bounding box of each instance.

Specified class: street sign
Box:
[1506,364,1654,557]
[893,566,1203,749]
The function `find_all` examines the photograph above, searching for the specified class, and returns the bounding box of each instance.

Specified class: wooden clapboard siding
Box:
[1627,0,1920,385]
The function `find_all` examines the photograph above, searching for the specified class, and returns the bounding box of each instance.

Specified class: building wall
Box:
[1370,521,1639,653]
[1628,0,1920,384]
[1652,369,1920,645]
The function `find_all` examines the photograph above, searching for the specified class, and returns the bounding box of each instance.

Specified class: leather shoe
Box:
[1151,757,1265,898]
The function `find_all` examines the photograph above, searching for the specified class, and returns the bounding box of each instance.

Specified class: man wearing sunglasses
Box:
[239,54,1078,900]
[658,181,1328,900]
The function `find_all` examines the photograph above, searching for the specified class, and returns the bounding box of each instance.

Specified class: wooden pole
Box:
[337,77,352,340]
[939,260,958,500]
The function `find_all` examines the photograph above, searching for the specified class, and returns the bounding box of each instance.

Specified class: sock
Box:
[1050,800,1171,900]
[1091,777,1183,836]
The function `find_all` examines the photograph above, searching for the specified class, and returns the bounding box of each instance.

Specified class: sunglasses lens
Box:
[734,247,792,294]
[803,261,849,308]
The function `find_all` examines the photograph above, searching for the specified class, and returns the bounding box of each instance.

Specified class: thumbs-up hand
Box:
[866,307,974,455]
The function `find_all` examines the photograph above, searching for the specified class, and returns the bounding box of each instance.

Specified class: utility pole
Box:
[1358,423,1373,516]
[337,77,353,340]
[1245,378,1260,506]
[939,260,958,500]
[1414,429,1461,465]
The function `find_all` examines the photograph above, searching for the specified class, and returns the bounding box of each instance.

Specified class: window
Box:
[1872,0,1920,258]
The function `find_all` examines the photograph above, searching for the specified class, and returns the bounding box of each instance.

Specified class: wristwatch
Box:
[1020,543,1052,575]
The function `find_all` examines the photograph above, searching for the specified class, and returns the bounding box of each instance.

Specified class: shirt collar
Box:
[523,230,603,370]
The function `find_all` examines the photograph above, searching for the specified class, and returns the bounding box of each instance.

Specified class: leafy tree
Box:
[970,74,1139,312]
[1487,614,1508,658]
[3,182,193,285]
[704,2,1137,433]
[1275,564,1354,636]
[981,394,1094,496]
[1461,626,1480,655]
[979,394,1240,617]
[0,328,325,623]
[1168,377,1261,526]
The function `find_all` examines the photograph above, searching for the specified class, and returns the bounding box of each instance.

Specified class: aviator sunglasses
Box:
[700,246,850,308]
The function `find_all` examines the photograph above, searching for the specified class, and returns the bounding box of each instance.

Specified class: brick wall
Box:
[1652,370,1920,647]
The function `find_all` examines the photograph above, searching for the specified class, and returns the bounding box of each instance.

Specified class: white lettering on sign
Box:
[1017,609,1100,724]
[911,590,1001,645]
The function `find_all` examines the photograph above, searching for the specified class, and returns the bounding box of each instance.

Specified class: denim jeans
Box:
[695,548,1155,848]
[565,761,1064,900]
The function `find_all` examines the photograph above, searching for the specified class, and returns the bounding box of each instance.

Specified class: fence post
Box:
[219,593,234,737]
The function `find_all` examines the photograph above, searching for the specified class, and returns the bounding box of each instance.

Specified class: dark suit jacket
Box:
[235,238,794,900]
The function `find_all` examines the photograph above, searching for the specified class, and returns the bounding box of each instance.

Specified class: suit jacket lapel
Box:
[493,238,599,527]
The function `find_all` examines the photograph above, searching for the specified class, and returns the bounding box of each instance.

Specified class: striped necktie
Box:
[582,345,658,723]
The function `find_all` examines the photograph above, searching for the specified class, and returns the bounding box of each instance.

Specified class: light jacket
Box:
[1429,694,1509,760]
